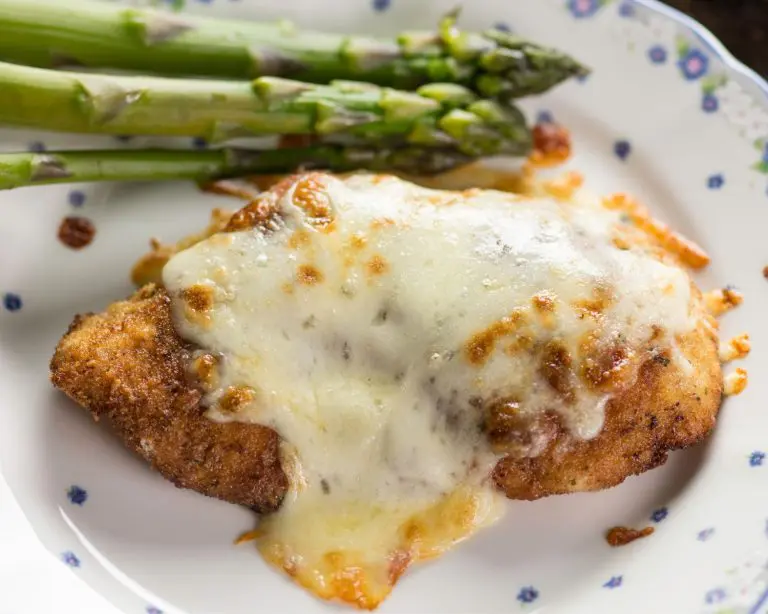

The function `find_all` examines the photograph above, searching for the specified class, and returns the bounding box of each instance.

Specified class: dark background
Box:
[665,0,768,76]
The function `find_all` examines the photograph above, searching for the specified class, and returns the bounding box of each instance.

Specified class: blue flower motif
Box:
[494,22,511,33]
[697,527,715,542]
[678,49,709,80]
[192,137,208,150]
[146,607,163,614]
[705,588,726,605]
[68,190,86,208]
[576,72,590,83]
[707,174,725,190]
[517,586,539,604]
[28,141,46,153]
[372,0,390,12]
[702,94,719,113]
[67,485,88,506]
[648,45,668,65]
[618,2,635,17]
[651,507,668,523]
[568,0,601,19]
[537,110,554,125]
[61,551,81,568]
[2,292,22,312]
[603,576,623,589]
[614,140,631,161]
[750,451,765,467]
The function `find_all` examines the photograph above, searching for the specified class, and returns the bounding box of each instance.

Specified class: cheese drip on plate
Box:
[163,173,693,609]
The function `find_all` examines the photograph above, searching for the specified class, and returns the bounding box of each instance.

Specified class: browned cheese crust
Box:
[50,284,287,513]
[492,311,722,499]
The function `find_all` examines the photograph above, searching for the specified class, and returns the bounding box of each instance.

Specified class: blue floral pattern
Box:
[677,45,709,81]
[705,588,727,605]
[517,586,539,604]
[749,451,765,467]
[67,485,88,506]
[707,174,725,190]
[648,45,667,65]
[27,141,46,153]
[697,527,715,542]
[372,0,390,12]
[701,94,719,113]
[618,2,635,18]
[536,110,555,124]
[651,507,668,523]
[68,190,86,208]
[603,576,623,589]
[146,607,163,614]
[61,551,81,568]
[614,140,631,161]
[567,0,604,19]
[2,292,22,312]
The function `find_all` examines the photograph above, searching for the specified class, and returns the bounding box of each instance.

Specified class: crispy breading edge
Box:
[50,284,288,513]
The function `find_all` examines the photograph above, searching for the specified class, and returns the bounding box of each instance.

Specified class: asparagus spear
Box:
[0,62,530,156]
[0,0,588,100]
[0,146,473,190]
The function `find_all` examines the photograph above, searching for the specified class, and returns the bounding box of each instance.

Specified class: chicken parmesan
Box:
[52,171,733,609]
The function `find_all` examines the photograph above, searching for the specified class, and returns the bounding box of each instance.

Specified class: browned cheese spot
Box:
[703,287,744,316]
[573,283,616,320]
[532,290,557,312]
[370,218,396,231]
[218,385,256,414]
[580,333,634,391]
[297,264,324,286]
[464,310,526,366]
[58,216,96,249]
[542,171,584,200]
[292,173,334,227]
[180,284,214,314]
[366,254,390,277]
[724,368,748,396]
[190,352,220,391]
[484,398,559,457]
[287,229,311,249]
[225,192,279,233]
[349,232,368,250]
[539,340,575,402]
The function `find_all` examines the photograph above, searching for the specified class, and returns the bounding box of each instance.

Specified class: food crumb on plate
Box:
[57,216,95,249]
[605,525,655,547]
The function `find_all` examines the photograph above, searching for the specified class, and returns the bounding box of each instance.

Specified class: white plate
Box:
[1,1,767,613]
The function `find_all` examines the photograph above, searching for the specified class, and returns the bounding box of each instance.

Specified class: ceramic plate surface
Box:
[1,1,767,613]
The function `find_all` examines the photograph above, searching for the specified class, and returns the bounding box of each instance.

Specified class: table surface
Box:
[1,3,766,614]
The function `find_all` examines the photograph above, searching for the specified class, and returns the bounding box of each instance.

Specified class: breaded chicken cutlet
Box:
[52,282,721,506]
[51,171,729,608]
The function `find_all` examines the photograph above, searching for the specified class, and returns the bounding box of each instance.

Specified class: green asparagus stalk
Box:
[0,61,530,156]
[0,146,474,190]
[0,0,588,101]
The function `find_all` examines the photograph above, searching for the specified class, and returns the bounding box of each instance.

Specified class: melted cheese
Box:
[163,173,694,608]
